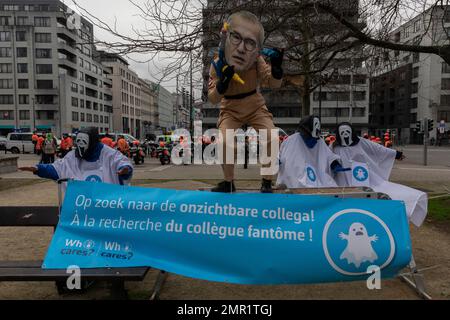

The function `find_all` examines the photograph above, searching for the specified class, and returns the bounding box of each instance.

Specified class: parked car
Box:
[5,132,34,154]
[0,136,6,151]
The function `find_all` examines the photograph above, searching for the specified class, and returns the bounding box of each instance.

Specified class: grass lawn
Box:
[428,196,450,222]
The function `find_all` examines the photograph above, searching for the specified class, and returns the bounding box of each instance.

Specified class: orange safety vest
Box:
[117,138,129,152]
[36,137,44,150]
[101,137,114,148]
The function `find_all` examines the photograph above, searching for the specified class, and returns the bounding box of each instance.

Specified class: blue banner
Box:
[43,181,412,285]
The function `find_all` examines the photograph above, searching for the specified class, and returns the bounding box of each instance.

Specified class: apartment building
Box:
[0,0,113,136]
[369,6,450,143]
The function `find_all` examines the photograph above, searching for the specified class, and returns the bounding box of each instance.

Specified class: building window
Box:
[86,113,92,122]
[411,82,418,94]
[0,63,12,73]
[36,80,52,89]
[80,85,84,95]
[71,97,78,107]
[16,31,26,41]
[34,17,51,27]
[19,110,30,120]
[36,64,52,74]
[80,113,85,122]
[353,91,366,101]
[0,31,11,41]
[72,111,79,121]
[0,16,11,26]
[17,63,28,73]
[79,71,84,81]
[47,111,54,120]
[413,52,420,63]
[414,20,421,32]
[16,47,27,57]
[17,79,28,89]
[80,99,85,108]
[71,82,78,93]
[438,111,450,122]
[94,114,99,123]
[18,95,29,104]
[442,62,450,74]
[0,95,13,104]
[441,95,450,106]
[16,17,28,25]
[412,66,419,78]
[0,79,12,89]
[35,48,51,58]
[0,110,13,119]
[35,33,51,43]
[442,78,450,90]
[0,47,11,57]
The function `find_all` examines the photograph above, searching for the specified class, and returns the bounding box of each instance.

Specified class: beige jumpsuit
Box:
[208,56,282,181]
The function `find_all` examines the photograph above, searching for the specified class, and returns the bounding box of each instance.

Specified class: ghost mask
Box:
[75,133,90,159]
[339,125,353,147]
[312,117,321,139]
[74,127,99,159]
[336,122,359,147]
[298,116,321,140]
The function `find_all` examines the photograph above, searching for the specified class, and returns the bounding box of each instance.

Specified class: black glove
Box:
[270,48,284,80]
[216,64,235,95]
[395,151,404,160]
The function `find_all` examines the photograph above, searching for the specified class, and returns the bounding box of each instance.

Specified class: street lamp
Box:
[32,97,36,132]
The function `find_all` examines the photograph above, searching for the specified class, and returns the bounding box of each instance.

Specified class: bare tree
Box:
[69,0,450,112]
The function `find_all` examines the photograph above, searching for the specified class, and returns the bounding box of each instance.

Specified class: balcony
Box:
[34,103,59,111]
[58,58,77,71]
[57,42,77,56]
[35,87,58,95]
[57,27,78,43]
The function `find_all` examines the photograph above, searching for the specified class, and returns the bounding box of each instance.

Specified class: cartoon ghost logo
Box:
[339,222,378,268]
[307,167,317,182]
[353,166,368,182]
[85,175,102,182]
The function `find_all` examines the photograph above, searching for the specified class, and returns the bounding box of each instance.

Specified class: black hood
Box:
[298,115,321,139]
[335,122,359,147]
[75,127,99,159]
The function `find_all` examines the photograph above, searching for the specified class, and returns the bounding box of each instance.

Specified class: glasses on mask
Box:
[228,31,258,52]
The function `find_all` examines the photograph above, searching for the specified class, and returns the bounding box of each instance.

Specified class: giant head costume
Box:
[298,116,321,140]
[335,122,359,147]
[75,127,99,159]
[224,11,264,72]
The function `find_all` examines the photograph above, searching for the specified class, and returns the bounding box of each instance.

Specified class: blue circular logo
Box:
[322,209,395,276]
[353,166,369,182]
[85,175,102,182]
[306,167,317,182]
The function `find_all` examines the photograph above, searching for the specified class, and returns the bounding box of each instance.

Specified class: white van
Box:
[6,132,34,154]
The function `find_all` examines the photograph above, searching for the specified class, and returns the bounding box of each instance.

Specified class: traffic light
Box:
[427,119,434,132]
[414,120,422,132]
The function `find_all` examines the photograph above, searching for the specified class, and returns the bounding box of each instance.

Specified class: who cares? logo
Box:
[322,209,395,276]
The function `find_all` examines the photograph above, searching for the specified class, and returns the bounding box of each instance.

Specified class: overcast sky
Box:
[68,0,199,96]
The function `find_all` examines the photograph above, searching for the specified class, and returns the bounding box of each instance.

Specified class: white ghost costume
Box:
[334,138,428,227]
[339,222,378,268]
[52,145,132,191]
[277,133,341,188]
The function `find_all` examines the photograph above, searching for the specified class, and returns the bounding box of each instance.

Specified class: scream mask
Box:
[75,127,99,159]
[298,116,321,140]
[336,122,359,147]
